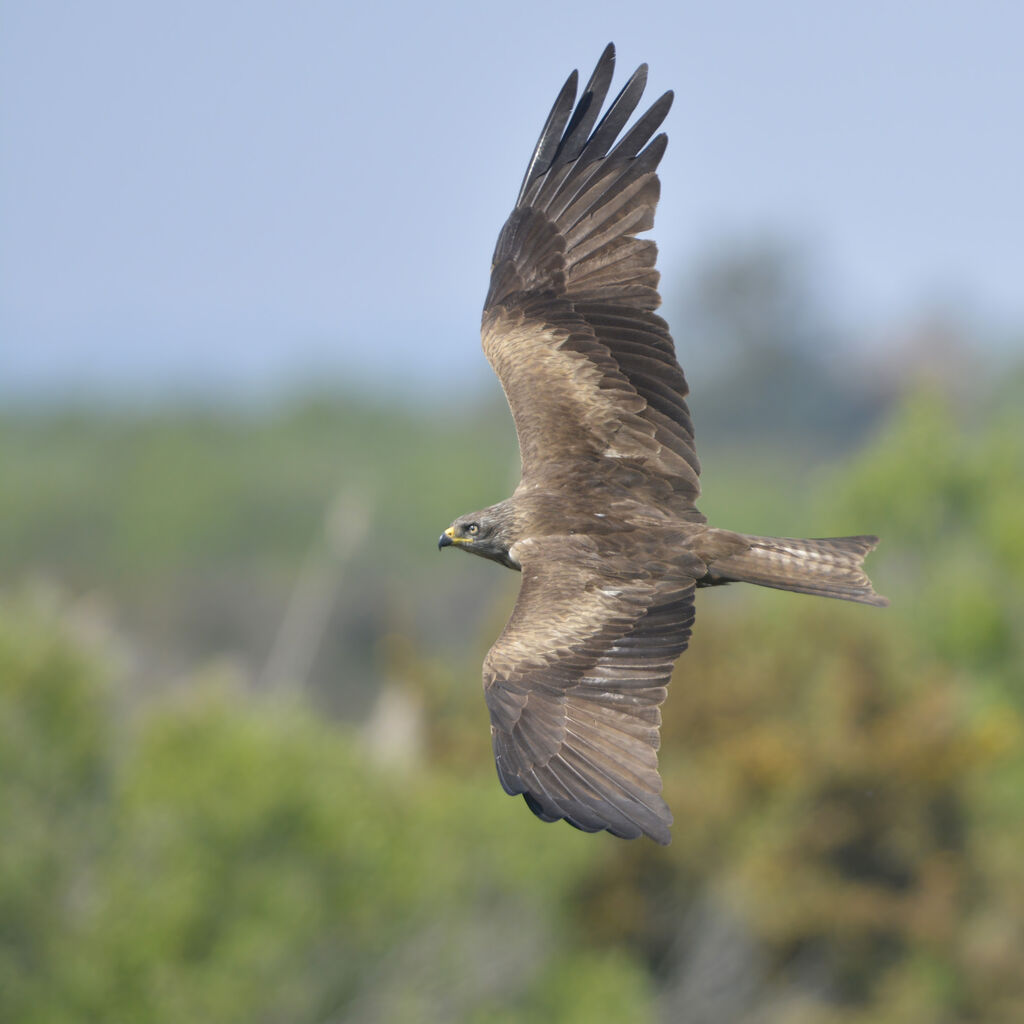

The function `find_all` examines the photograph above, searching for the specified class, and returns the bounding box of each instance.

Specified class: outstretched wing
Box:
[482,43,700,510]
[484,535,703,844]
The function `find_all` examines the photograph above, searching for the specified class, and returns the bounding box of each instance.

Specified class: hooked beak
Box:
[438,527,454,550]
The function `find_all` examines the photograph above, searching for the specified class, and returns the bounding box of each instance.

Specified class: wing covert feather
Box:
[483,44,700,507]
[483,535,702,844]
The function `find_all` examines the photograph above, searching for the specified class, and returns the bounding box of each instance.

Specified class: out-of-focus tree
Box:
[0,591,658,1024]
[3,335,1023,1023]
[556,370,1024,1023]
[675,238,890,451]
[0,591,114,1022]
[836,380,1024,682]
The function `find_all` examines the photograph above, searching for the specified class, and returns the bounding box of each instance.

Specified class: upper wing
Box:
[482,44,700,508]
[484,534,703,844]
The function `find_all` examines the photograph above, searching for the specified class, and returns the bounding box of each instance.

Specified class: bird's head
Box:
[438,507,519,569]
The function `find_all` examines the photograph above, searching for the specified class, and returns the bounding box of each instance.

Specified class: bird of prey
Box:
[438,44,886,845]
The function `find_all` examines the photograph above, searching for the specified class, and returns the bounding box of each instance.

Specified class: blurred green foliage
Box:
[0,397,515,581]
[0,592,656,1023]
[836,382,1024,682]
[1,366,1022,1022]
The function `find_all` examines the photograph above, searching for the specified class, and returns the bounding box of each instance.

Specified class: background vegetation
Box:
[3,246,1022,1022]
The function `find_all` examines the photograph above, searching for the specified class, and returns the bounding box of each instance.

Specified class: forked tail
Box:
[703,533,888,607]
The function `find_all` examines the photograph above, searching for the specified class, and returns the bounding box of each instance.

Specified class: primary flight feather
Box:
[438,43,886,845]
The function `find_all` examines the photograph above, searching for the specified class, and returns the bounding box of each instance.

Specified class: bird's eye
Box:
[467,523,479,535]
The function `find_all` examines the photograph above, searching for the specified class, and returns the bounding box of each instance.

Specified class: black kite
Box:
[438,44,886,845]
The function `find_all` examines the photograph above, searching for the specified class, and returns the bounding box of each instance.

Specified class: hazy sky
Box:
[2,1,1021,401]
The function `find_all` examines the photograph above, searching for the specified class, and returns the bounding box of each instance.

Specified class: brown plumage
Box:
[438,44,886,845]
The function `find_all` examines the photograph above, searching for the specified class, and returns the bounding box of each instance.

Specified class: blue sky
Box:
[2,1,1021,402]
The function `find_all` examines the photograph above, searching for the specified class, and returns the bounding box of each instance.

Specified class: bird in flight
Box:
[439,44,886,845]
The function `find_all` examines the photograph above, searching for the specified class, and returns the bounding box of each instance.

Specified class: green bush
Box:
[0,593,655,1024]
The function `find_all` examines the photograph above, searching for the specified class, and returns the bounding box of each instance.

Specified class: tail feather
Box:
[704,533,888,607]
